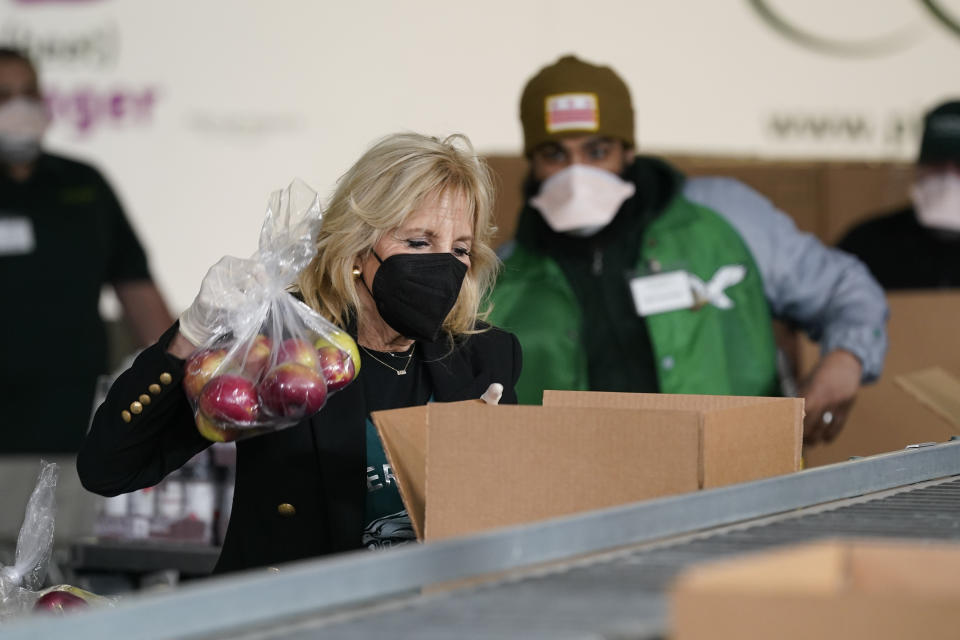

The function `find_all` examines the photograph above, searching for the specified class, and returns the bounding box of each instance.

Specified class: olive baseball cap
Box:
[919,100,960,165]
[520,55,635,155]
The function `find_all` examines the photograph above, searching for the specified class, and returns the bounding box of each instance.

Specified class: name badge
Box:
[0,217,36,256]
[629,271,695,316]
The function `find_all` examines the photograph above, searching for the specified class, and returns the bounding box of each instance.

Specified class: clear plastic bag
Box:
[183,179,360,442]
[0,461,57,619]
[0,462,114,620]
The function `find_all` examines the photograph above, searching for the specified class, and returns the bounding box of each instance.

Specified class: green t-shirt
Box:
[360,344,430,549]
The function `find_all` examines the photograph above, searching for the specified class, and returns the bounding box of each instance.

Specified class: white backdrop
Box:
[4,0,960,313]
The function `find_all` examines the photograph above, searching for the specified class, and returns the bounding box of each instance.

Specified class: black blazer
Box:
[77,321,522,573]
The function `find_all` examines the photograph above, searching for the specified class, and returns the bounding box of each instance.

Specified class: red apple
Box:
[198,375,260,424]
[34,589,88,613]
[195,412,271,442]
[276,338,320,370]
[242,334,273,380]
[183,348,228,401]
[258,362,327,418]
[316,345,356,392]
[315,331,361,376]
[195,410,242,443]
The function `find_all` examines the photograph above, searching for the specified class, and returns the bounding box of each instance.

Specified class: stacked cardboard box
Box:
[373,392,802,542]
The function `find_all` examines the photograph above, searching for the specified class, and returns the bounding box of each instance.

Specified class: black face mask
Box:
[367,251,468,342]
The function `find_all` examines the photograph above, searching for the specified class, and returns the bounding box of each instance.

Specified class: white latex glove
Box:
[480,383,504,405]
[178,256,272,348]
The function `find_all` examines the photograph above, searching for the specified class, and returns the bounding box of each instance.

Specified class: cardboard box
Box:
[894,367,960,428]
[801,291,960,467]
[542,391,802,489]
[371,393,801,542]
[671,538,960,639]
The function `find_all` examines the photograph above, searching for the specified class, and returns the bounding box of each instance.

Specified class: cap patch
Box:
[545,93,598,133]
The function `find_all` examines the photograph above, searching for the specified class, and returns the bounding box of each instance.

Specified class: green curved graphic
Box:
[748,0,924,56]
[922,0,960,36]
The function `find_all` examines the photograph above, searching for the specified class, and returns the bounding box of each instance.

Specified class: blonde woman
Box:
[79,133,522,572]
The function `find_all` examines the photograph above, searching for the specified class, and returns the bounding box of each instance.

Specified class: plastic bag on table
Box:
[0,462,114,620]
[183,179,360,443]
[0,461,57,619]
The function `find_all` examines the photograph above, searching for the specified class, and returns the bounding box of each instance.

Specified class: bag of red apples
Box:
[0,462,112,620]
[182,179,360,443]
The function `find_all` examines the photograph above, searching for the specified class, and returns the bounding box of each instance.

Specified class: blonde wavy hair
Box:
[298,132,499,338]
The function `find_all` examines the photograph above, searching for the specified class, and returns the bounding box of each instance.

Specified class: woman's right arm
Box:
[77,322,210,496]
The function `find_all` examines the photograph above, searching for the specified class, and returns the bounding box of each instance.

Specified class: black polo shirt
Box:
[838,206,960,289]
[0,153,152,452]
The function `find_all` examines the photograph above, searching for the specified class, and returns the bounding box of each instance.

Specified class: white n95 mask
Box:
[530,164,636,237]
[0,97,50,165]
[911,172,960,232]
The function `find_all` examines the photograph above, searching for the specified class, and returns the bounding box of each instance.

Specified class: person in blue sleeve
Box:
[489,55,888,446]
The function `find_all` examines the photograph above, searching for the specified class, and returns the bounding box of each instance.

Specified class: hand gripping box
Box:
[801,291,960,467]
[670,538,960,640]
[371,392,802,542]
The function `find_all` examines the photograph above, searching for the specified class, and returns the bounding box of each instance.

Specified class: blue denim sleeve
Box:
[683,176,888,383]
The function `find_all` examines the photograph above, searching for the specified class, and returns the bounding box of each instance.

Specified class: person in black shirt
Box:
[838,100,960,289]
[78,132,522,572]
[0,48,173,452]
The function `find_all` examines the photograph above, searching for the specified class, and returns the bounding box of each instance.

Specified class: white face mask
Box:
[0,97,50,165]
[911,172,960,232]
[530,164,636,237]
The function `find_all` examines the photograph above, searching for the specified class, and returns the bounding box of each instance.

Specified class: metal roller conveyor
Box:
[5,440,960,640]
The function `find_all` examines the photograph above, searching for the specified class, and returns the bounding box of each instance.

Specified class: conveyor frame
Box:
[3,440,959,639]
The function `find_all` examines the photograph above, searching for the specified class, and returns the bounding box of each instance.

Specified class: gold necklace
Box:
[360,343,416,376]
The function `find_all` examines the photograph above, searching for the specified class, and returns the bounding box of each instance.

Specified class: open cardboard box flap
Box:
[894,366,960,429]
[373,392,801,542]
[543,391,803,488]
[373,401,703,541]
[671,538,960,639]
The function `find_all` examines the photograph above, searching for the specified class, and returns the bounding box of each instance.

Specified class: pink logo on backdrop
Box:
[45,85,159,136]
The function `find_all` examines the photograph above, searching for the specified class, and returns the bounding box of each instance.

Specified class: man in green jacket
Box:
[488,55,888,445]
